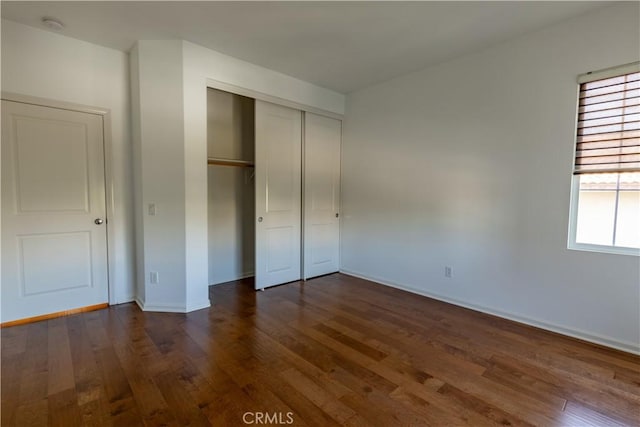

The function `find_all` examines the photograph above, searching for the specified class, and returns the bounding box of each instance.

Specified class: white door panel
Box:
[18,232,93,295]
[14,116,91,212]
[255,101,302,289]
[1,100,109,322]
[266,226,295,272]
[304,113,341,279]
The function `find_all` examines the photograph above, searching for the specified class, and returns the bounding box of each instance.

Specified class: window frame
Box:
[567,62,640,257]
[567,174,640,256]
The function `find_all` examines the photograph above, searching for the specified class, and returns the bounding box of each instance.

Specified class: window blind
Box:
[574,68,640,174]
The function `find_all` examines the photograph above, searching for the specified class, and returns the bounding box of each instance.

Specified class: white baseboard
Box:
[134,297,145,311]
[340,268,640,355]
[210,271,255,286]
[134,297,211,313]
[186,299,211,312]
[116,295,135,305]
[134,297,186,313]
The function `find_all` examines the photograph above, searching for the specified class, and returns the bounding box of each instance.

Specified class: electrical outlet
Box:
[445,266,452,278]
[150,271,159,284]
[148,203,156,216]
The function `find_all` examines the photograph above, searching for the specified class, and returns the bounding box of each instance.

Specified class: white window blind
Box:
[574,64,640,175]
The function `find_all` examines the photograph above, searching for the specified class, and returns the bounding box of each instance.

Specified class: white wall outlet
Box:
[150,271,159,284]
[148,203,156,216]
[445,266,452,278]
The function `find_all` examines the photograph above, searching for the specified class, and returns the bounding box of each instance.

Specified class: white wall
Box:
[183,41,345,117]
[129,44,145,304]
[341,3,640,353]
[131,40,195,312]
[1,20,135,304]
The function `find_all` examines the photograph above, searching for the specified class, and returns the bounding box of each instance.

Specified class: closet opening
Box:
[207,86,341,291]
[207,88,255,287]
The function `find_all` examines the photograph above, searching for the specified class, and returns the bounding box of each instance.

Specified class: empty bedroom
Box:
[1,1,639,425]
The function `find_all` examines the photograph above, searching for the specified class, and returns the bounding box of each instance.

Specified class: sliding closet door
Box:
[255,100,302,289]
[303,113,341,279]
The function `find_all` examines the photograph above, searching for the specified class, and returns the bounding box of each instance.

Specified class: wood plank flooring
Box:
[2,273,639,426]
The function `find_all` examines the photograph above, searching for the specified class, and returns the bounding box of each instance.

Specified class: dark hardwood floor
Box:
[2,273,639,426]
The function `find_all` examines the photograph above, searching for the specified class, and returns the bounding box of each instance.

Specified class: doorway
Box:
[1,97,111,323]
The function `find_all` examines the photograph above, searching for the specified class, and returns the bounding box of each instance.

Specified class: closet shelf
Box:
[207,157,255,167]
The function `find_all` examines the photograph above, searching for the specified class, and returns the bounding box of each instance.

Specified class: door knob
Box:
[258,217,263,222]
[94,218,104,225]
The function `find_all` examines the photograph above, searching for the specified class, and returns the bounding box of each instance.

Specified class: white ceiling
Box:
[1,1,610,93]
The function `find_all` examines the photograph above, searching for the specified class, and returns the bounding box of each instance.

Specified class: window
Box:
[568,63,640,255]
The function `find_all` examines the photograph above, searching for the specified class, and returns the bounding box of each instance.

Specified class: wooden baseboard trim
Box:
[1,303,109,328]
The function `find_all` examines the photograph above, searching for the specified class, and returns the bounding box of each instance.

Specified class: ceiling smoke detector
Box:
[41,17,64,31]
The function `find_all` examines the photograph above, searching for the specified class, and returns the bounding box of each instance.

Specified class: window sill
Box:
[568,242,640,257]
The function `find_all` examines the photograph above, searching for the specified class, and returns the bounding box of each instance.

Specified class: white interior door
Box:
[304,113,341,279]
[255,100,302,289]
[1,100,109,323]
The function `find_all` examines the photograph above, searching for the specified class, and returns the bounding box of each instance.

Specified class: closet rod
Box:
[207,158,254,167]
